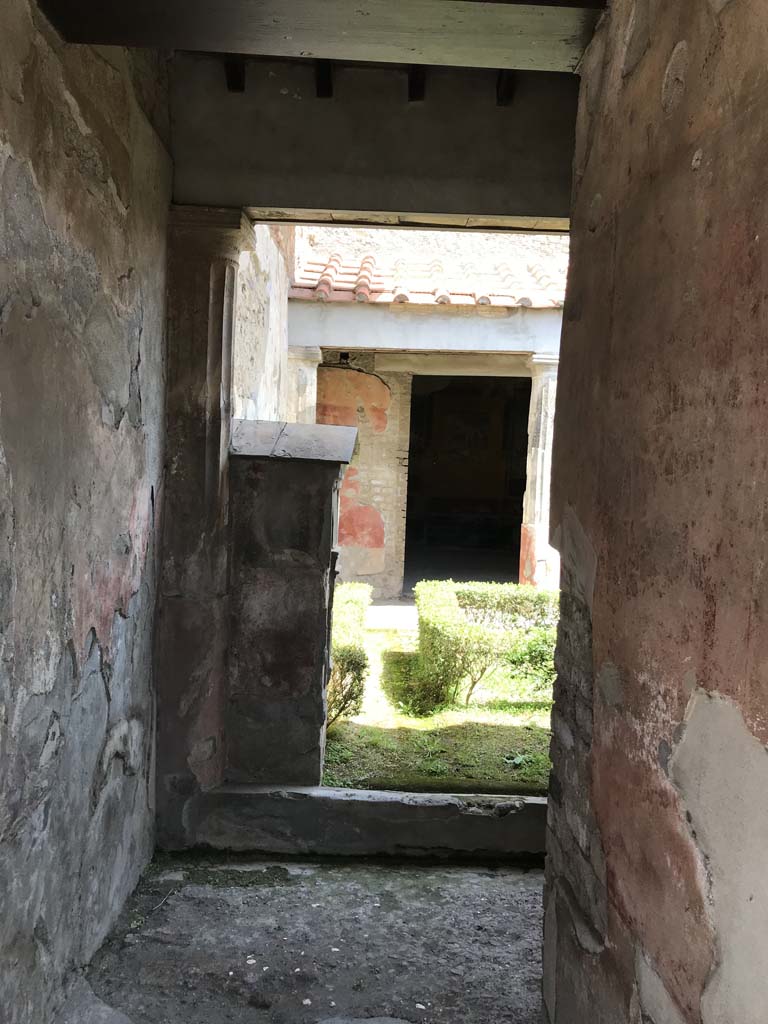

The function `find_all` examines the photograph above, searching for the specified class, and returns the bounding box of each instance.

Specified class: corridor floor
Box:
[86,859,544,1024]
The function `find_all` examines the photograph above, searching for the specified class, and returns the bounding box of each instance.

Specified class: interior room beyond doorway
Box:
[404,374,532,591]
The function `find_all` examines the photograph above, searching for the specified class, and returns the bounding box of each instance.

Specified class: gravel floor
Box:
[87,859,544,1024]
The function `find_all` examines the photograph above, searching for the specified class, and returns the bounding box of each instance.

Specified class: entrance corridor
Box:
[83,860,544,1024]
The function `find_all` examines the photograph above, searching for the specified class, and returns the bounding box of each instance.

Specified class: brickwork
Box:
[318,352,412,598]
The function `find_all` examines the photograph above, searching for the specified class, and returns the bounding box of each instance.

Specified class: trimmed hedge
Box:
[455,582,558,630]
[401,580,558,714]
[380,649,422,711]
[327,583,372,726]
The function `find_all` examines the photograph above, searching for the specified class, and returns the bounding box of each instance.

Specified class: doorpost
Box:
[155,206,252,845]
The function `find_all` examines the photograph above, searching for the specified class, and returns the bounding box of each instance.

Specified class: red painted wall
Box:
[317,365,388,557]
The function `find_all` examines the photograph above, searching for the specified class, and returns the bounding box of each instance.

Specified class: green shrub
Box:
[455,582,559,630]
[327,583,372,726]
[505,624,557,700]
[380,648,438,715]
[332,582,373,644]
[327,644,368,726]
[411,581,508,712]
[392,580,559,714]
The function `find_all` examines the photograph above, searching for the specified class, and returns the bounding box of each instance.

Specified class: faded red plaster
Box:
[547,0,768,1017]
[73,465,153,659]
[338,467,385,549]
[317,365,390,433]
[591,717,714,1020]
[519,523,537,586]
[318,367,388,557]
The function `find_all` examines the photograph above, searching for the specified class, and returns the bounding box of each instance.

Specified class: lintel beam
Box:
[38,0,604,73]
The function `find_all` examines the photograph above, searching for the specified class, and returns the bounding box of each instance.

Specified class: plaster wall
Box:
[317,355,412,598]
[226,453,339,786]
[295,225,569,274]
[547,1,768,1021]
[233,225,290,423]
[171,55,578,225]
[286,346,322,424]
[289,301,563,356]
[0,2,171,1020]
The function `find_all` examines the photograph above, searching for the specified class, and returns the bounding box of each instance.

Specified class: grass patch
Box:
[323,609,551,796]
[324,715,550,795]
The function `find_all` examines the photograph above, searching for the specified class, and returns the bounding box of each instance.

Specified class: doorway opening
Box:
[404,374,532,591]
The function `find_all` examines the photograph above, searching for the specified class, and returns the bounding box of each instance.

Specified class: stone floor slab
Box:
[87,859,544,1023]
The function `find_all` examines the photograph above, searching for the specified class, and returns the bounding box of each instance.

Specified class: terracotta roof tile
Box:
[290,249,566,309]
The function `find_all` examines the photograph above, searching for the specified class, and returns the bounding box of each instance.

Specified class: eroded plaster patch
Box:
[661,42,690,115]
[596,661,624,708]
[671,691,768,1024]
[707,0,737,13]
[636,950,687,1024]
[550,504,597,613]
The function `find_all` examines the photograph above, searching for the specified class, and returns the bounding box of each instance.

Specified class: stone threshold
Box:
[184,785,547,860]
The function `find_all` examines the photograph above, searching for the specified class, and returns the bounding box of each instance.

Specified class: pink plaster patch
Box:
[519,523,537,586]
[317,366,390,434]
[338,468,385,550]
[73,479,152,659]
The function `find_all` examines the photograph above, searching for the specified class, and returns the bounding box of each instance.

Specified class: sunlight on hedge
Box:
[327,583,372,726]
[383,580,558,715]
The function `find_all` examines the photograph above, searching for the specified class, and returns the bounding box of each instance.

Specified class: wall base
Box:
[168,786,547,859]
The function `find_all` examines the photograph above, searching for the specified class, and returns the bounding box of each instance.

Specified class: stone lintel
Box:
[374,351,533,376]
[288,344,323,363]
[529,352,560,371]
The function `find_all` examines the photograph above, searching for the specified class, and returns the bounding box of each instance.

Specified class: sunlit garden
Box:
[323,581,557,795]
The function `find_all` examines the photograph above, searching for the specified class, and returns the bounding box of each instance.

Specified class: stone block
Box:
[187,785,547,858]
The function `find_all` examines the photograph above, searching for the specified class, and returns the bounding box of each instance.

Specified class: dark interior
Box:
[404,375,531,589]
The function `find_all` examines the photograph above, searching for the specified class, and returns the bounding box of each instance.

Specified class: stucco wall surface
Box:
[233,225,290,423]
[547,1,768,1022]
[317,355,412,598]
[0,2,171,1021]
[288,301,564,357]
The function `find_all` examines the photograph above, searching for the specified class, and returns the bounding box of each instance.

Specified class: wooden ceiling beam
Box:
[38,0,604,73]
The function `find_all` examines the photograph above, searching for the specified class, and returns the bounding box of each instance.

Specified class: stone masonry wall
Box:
[232,224,290,423]
[318,353,412,598]
[547,2,768,1022]
[0,2,171,1021]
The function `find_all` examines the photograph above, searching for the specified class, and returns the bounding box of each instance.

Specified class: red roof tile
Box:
[290,251,566,308]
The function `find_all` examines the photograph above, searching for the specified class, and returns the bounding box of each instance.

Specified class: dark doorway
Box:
[404,375,531,590]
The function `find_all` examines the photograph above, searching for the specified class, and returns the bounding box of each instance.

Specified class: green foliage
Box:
[327,644,368,726]
[391,580,559,714]
[380,649,426,713]
[327,583,373,726]
[455,582,559,630]
[323,714,552,796]
[505,624,557,699]
[332,582,374,644]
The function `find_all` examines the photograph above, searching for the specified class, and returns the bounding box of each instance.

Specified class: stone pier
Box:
[155,207,252,845]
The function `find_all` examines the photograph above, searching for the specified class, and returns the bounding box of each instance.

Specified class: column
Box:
[520,355,560,589]
[286,345,323,423]
[155,206,252,847]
